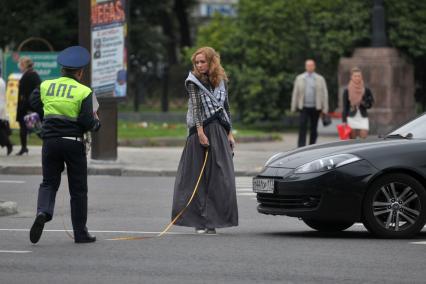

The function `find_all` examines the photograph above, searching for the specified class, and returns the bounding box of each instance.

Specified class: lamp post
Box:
[371,0,387,47]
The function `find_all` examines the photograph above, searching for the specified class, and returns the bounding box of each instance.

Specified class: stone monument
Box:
[338,0,415,135]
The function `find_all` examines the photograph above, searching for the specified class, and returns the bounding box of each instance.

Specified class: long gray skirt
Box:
[171,121,238,228]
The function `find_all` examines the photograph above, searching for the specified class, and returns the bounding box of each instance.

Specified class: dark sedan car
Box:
[253,114,426,238]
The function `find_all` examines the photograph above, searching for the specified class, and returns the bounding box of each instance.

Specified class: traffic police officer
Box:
[29,46,101,244]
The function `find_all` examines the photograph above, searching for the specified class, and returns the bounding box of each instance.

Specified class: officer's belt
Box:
[44,114,77,122]
[61,136,83,142]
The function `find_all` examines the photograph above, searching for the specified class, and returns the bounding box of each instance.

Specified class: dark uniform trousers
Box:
[37,137,88,234]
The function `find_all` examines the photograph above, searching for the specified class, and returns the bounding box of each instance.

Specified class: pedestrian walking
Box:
[29,46,101,244]
[342,67,374,139]
[0,66,13,155]
[171,47,238,234]
[291,59,329,147]
[16,56,41,155]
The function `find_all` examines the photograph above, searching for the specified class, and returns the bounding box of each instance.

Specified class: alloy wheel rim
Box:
[372,181,421,232]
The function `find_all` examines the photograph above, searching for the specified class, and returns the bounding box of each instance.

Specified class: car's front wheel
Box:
[362,173,426,238]
[302,218,354,232]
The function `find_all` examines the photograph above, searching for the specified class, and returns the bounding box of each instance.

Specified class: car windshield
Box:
[387,113,426,139]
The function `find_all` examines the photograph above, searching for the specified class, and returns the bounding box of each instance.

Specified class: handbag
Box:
[0,119,12,136]
[337,123,352,140]
[321,114,332,127]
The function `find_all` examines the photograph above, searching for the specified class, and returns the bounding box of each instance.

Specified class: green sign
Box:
[2,52,60,81]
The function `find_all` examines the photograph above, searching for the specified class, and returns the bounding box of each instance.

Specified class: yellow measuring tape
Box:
[62,187,75,240]
[109,148,210,241]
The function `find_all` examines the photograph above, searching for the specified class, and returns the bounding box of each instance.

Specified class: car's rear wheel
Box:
[362,173,426,238]
[302,218,354,232]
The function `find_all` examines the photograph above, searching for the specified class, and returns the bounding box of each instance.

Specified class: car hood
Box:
[266,138,410,169]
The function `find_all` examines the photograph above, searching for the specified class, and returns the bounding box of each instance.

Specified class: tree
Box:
[385,0,426,110]
[128,0,196,111]
[0,0,78,51]
[192,0,371,123]
[0,0,196,111]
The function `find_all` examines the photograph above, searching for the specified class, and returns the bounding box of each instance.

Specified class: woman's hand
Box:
[228,132,235,150]
[197,127,209,147]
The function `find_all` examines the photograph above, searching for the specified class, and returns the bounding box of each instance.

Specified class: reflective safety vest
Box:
[40,77,92,121]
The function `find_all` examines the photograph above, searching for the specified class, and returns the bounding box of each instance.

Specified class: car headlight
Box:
[294,154,361,174]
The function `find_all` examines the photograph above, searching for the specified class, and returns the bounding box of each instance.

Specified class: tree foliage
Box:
[193,0,426,123]
[386,0,426,110]
[0,0,77,51]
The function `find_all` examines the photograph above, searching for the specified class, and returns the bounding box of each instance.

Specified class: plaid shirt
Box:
[186,73,231,129]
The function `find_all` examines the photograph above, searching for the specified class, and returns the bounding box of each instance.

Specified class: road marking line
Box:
[0,228,194,235]
[236,188,253,192]
[0,180,26,184]
[411,241,426,245]
[237,193,256,196]
[0,250,31,254]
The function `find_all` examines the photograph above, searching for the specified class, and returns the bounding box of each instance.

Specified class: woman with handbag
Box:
[342,67,374,139]
[0,67,13,155]
[16,56,41,155]
[171,47,238,234]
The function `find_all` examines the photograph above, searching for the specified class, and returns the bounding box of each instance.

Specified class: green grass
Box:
[118,121,188,139]
[10,121,281,146]
[10,131,43,146]
[118,121,280,139]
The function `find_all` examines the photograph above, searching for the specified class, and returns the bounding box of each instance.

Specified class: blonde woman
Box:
[342,67,374,139]
[16,56,41,155]
[171,47,238,234]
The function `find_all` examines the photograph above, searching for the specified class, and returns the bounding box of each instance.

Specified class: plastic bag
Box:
[337,123,352,140]
[23,112,42,137]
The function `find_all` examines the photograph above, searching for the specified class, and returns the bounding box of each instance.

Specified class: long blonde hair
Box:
[191,47,228,87]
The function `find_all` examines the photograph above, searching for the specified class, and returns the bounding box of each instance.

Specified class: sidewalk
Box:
[0,133,339,177]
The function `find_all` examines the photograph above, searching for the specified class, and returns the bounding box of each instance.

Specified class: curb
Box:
[0,200,18,216]
[0,166,258,177]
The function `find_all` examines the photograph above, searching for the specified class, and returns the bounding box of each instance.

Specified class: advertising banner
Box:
[2,52,60,82]
[2,52,60,129]
[91,0,127,98]
[5,74,22,129]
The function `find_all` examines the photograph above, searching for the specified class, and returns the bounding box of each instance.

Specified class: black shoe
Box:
[16,148,28,156]
[30,213,47,244]
[74,230,96,243]
[206,228,217,235]
[6,144,13,156]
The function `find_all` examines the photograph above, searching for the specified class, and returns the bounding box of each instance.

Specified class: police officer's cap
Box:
[57,46,90,69]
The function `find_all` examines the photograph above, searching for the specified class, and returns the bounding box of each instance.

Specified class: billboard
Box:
[2,52,60,82]
[5,74,21,129]
[1,52,60,129]
[90,0,127,98]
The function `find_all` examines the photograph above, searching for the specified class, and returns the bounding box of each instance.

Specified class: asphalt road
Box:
[1,175,426,284]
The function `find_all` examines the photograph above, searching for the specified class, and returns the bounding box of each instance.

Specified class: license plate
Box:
[253,178,275,193]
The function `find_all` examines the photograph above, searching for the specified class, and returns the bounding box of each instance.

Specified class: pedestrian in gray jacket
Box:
[291,59,329,147]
